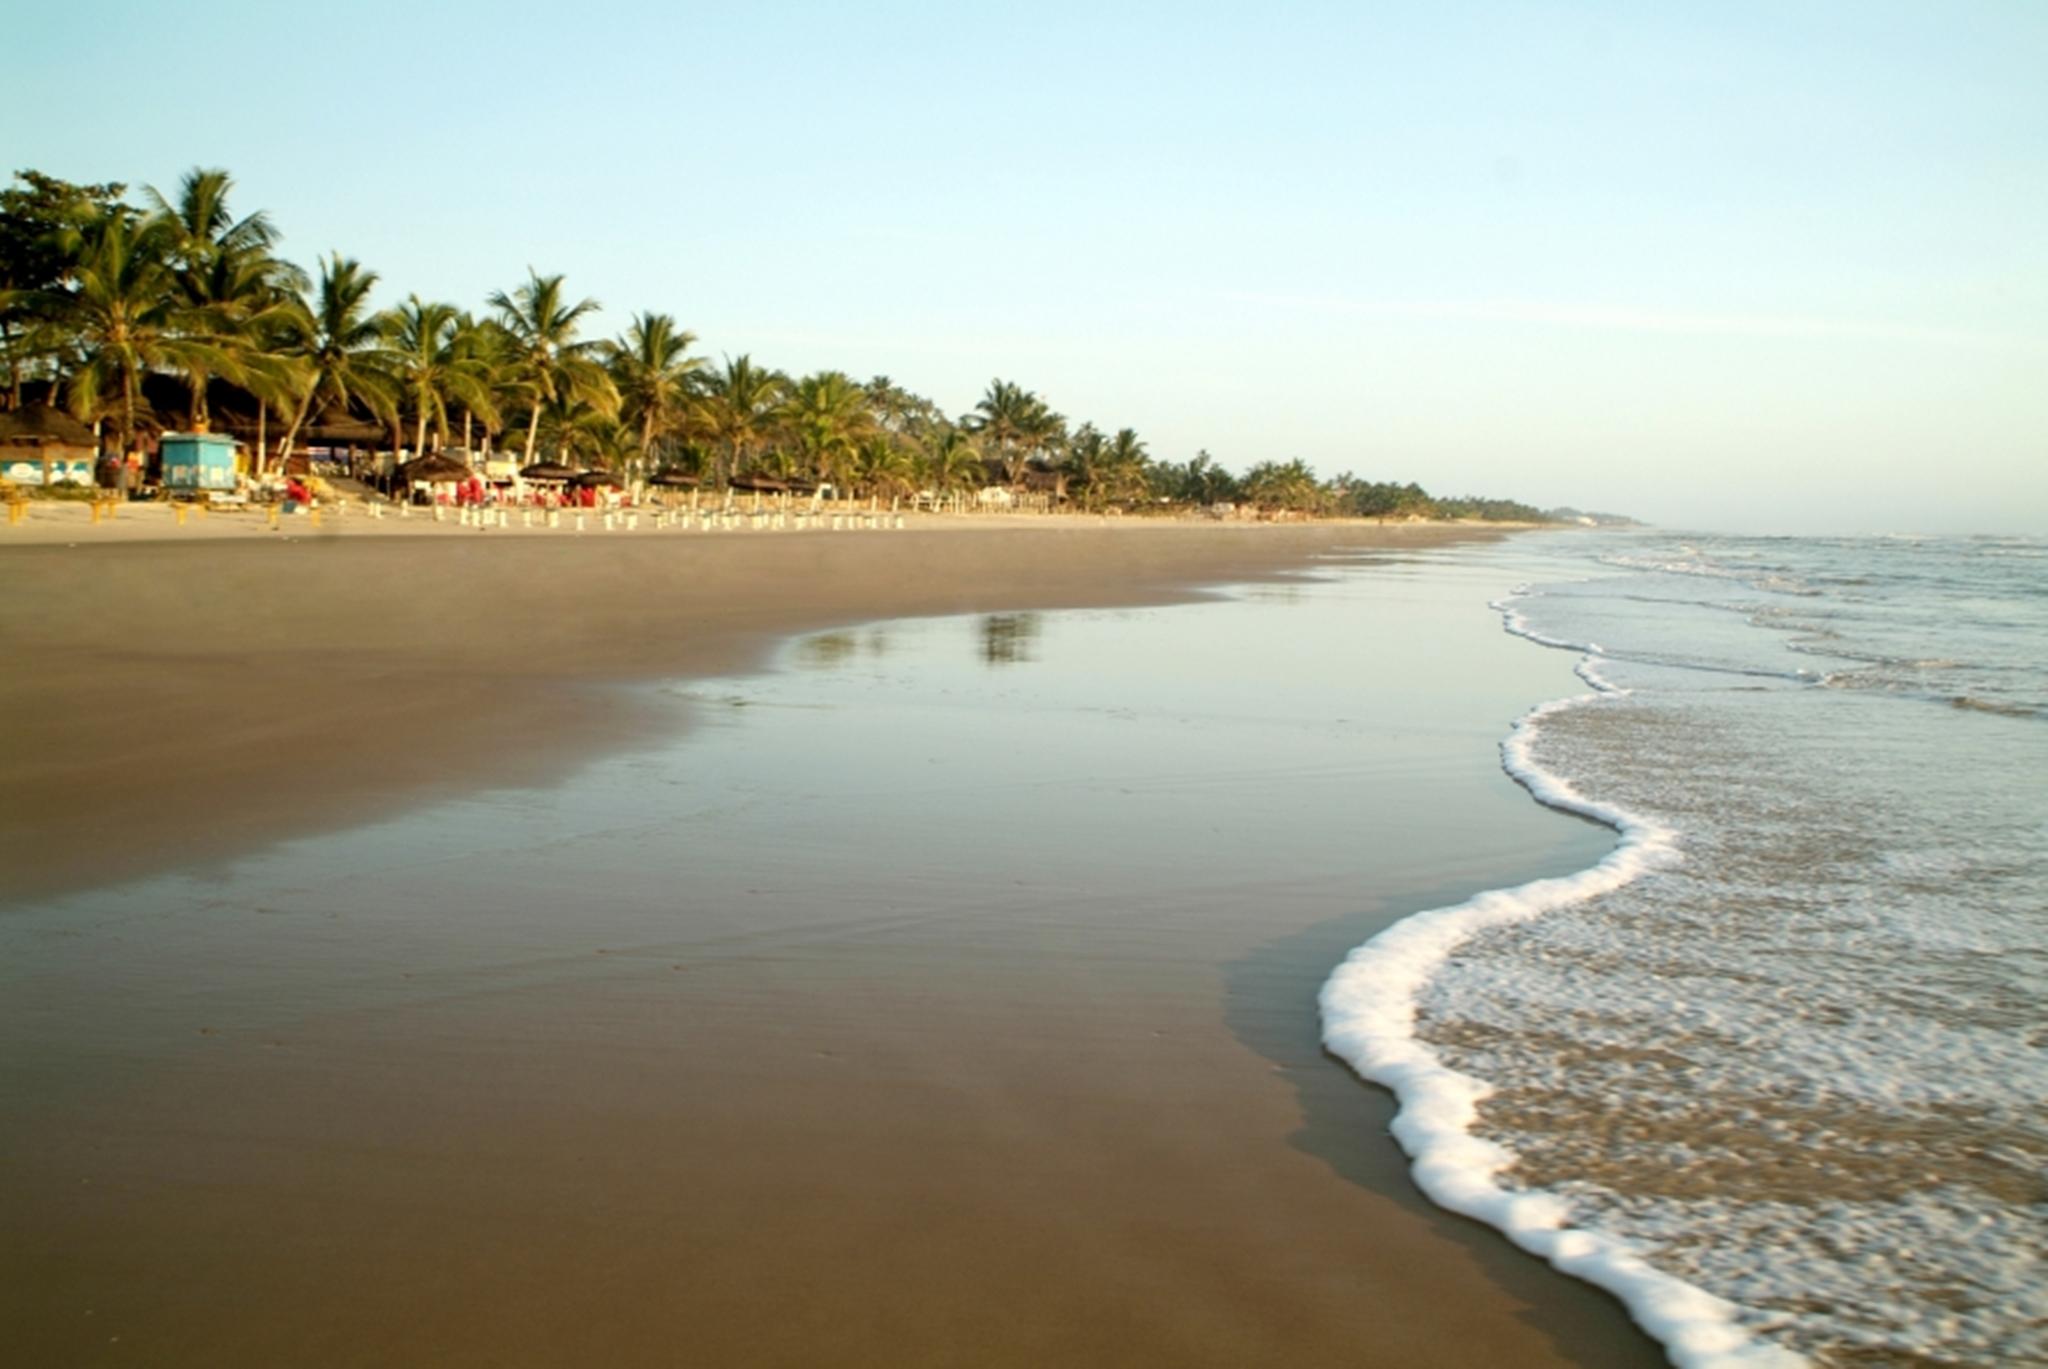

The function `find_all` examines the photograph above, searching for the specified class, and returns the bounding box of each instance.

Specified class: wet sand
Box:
[5,511,1486,903]
[0,516,1661,1367]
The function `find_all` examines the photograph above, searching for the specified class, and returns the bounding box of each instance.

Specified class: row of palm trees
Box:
[2,166,1552,519]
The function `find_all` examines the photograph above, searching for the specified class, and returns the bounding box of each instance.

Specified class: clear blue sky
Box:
[8,1,2044,532]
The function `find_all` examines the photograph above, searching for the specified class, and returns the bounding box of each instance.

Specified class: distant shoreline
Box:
[0,494,1547,546]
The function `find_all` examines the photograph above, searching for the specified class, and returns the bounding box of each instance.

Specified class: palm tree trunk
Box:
[277,386,317,477]
[523,406,541,465]
[3,319,22,410]
[257,401,267,475]
[121,362,139,464]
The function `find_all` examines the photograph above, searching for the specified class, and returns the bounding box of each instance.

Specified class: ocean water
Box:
[1323,532,2048,1368]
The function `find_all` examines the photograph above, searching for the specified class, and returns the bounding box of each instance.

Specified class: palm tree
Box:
[693,354,786,489]
[38,205,227,458]
[237,300,314,473]
[1027,403,1069,478]
[181,248,309,434]
[145,168,303,432]
[965,378,1065,485]
[783,369,871,492]
[1240,458,1321,514]
[865,374,949,447]
[537,398,632,471]
[2,171,128,411]
[488,270,617,465]
[449,312,514,458]
[1100,427,1151,508]
[852,433,916,502]
[918,427,984,506]
[1180,449,1236,506]
[1066,422,1107,509]
[604,311,703,473]
[274,254,400,472]
[146,168,280,266]
[966,379,1028,484]
[387,295,498,460]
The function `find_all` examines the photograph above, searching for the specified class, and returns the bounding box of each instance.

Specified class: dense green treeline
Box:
[1,167,1559,519]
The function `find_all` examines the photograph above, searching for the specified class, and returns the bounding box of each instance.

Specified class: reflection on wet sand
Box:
[978,612,1042,666]
[795,627,893,668]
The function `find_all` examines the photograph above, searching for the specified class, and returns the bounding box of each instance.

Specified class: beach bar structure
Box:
[160,432,239,492]
[0,405,98,487]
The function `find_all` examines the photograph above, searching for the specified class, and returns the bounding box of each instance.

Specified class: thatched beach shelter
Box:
[396,453,474,489]
[519,462,581,482]
[645,468,699,509]
[0,405,99,487]
[305,415,388,449]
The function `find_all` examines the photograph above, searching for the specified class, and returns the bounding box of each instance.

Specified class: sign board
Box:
[1,458,93,487]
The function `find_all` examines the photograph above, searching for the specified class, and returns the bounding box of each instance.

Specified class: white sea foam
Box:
[1352,533,2048,1364]
[1318,594,1807,1369]
[1494,588,1595,655]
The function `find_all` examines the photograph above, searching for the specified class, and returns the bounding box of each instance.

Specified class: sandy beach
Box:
[1,510,1660,1367]
[3,505,1495,903]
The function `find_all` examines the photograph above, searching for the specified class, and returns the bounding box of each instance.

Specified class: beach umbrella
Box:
[519,461,581,481]
[727,474,788,493]
[647,470,699,487]
[572,470,625,488]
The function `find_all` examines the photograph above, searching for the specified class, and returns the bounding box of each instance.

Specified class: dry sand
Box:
[1,506,1658,1367]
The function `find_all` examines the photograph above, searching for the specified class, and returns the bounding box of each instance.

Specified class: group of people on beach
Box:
[93,452,146,499]
[419,478,613,511]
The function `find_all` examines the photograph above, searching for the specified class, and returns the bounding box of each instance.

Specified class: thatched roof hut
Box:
[396,453,474,485]
[305,414,389,446]
[975,456,1068,500]
[519,461,581,481]
[1019,465,1068,497]
[0,405,97,455]
[0,405,100,486]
